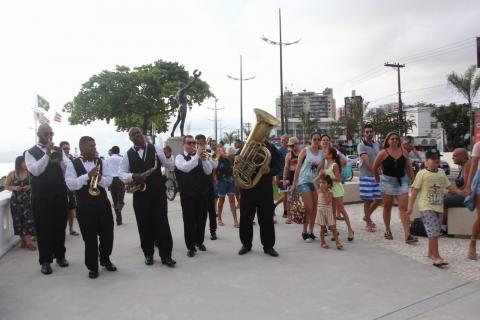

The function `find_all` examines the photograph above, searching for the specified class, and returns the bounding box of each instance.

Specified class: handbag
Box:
[409,217,427,237]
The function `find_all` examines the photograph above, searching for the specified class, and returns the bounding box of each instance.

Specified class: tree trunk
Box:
[142,116,149,135]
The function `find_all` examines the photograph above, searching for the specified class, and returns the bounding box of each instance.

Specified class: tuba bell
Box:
[233,108,280,189]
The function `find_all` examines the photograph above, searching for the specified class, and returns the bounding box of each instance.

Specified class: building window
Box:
[431,122,438,129]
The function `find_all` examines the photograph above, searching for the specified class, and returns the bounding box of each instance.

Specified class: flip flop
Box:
[70,231,80,236]
[321,243,329,249]
[433,261,449,268]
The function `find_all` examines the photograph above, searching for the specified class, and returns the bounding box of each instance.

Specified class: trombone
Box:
[88,159,101,196]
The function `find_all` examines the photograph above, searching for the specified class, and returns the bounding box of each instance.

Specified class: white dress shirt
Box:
[25,144,71,176]
[65,158,113,191]
[106,154,123,177]
[175,151,213,175]
[119,144,174,184]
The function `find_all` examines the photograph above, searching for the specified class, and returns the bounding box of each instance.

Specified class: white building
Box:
[275,88,336,136]
[405,104,444,151]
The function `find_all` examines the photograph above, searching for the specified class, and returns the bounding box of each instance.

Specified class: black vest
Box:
[175,154,208,196]
[127,143,165,192]
[72,158,109,205]
[27,145,67,198]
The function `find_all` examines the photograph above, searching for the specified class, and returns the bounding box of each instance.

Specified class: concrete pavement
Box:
[0,194,479,320]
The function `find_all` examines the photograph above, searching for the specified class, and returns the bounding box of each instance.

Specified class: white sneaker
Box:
[304,237,312,243]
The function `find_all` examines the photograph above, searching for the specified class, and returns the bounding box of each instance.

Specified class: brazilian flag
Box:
[37,94,50,111]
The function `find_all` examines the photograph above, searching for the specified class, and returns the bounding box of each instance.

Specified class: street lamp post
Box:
[227,55,255,141]
[261,8,300,135]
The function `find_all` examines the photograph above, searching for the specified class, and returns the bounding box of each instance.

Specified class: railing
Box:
[0,191,18,257]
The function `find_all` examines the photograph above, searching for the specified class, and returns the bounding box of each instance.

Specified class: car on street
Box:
[346,155,359,168]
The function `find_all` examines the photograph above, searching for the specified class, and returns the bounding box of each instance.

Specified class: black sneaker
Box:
[309,233,317,241]
[302,232,309,241]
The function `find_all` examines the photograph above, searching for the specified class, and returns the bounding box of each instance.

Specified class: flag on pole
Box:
[33,110,49,124]
[53,112,62,123]
[37,94,50,111]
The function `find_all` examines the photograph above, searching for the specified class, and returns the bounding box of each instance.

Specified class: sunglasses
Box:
[186,141,196,146]
[365,130,373,134]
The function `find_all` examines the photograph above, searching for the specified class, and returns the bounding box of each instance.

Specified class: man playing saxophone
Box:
[119,127,176,267]
[65,136,116,279]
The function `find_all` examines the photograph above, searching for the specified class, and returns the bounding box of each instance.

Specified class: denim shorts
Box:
[380,175,409,196]
[297,182,315,193]
[216,180,235,197]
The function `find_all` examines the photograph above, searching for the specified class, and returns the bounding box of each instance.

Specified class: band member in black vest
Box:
[237,141,281,257]
[175,135,213,257]
[25,124,69,275]
[107,146,125,225]
[196,134,218,240]
[65,136,116,279]
[119,127,176,267]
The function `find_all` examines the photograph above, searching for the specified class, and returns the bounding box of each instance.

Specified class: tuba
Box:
[126,157,158,193]
[88,159,101,196]
[233,108,280,189]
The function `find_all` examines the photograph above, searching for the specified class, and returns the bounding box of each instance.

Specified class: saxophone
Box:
[126,157,158,193]
[233,108,280,189]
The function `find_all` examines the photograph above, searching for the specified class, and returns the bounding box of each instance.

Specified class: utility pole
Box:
[243,122,252,137]
[227,55,255,141]
[261,8,301,135]
[384,62,405,135]
[207,98,223,141]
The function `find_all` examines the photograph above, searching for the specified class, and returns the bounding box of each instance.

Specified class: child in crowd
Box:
[314,174,342,249]
[407,150,462,267]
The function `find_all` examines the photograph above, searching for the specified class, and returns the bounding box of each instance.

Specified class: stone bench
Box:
[343,181,362,204]
[448,207,478,238]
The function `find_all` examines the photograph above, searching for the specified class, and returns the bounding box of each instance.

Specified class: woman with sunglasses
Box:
[372,132,416,244]
[291,132,324,242]
[283,137,301,224]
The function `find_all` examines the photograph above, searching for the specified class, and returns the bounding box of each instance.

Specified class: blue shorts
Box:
[380,175,409,196]
[443,194,465,208]
[297,182,315,193]
[216,180,235,197]
[359,176,382,201]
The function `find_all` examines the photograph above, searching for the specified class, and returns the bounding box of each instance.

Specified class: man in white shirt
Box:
[65,136,116,279]
[106,146,125,225]
[119,127,176,267]
[25,124,70,275]
[175,135,213,257]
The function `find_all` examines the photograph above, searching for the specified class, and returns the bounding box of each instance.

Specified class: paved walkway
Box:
[0,194,479,320]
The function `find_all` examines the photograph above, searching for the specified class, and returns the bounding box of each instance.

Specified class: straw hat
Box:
[288,137,299,145]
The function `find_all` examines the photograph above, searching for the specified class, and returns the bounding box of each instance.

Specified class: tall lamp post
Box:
[208,98,223,141]
[261,8,300,135]
[227,55,255,141]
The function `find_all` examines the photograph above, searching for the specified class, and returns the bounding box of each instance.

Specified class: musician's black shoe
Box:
[41,263,52,275]
[89,269,99,279]
[210,232,217,240]
[187,250,196,258]
[238,246,251,255]
[56,258,69,267]
[263,247,279,257]
[116,216,122,226]
[197,244,207,251]
[145,255,154,265]
[161,257,177,267]
[100,260,117,271]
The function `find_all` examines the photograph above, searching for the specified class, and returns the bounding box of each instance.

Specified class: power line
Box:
[397,37,474,61]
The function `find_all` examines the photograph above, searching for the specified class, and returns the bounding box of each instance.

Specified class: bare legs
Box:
[382,193,411,241]
[67,208,78,235]
[217,195,239,228]
[300,191,318,235]
[469,198,480,260]
[320,225,342,249]
[363,199,380,231]
[333,197,354,240]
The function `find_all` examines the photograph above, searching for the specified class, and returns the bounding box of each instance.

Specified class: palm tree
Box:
[447,65,480,149]
[297,111,318,138]
[222,130,238,145]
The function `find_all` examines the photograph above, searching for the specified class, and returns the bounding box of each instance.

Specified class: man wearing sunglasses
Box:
[357,124,382,232]
[175,135,214,258]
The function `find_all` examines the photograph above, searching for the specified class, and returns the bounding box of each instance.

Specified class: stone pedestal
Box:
[165,136,184,158]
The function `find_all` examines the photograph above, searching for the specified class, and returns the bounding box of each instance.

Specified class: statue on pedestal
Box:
[170,69,201,137]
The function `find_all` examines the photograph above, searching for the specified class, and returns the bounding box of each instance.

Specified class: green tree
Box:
[431,102,470,149]
[447,65,480,148]
[327,119,345,136]
[296,111,319,137]
[366,108,415,138]
[222,130,238,145]
[63,60,213,134]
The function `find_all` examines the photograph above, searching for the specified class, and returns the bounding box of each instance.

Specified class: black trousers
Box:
[110,177,125,215]
[179,192,207,250]
[132,190,173,258]
[32,193,68,265]
[76,198,114,271]
[239,187,275,250]
[206,187,217,234]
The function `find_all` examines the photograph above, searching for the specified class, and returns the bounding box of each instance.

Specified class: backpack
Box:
[409,218,427,237]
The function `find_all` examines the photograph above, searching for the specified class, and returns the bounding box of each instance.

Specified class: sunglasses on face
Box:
[186,141,196,146]
[365,130,373,134]
[312,138,321,141]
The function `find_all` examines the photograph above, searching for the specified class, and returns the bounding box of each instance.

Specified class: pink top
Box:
[317,191,331,209]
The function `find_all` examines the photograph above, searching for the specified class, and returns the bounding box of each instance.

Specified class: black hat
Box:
[426,149,442,159]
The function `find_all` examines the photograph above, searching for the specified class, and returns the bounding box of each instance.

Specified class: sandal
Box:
[285,218,292,224]
[217,219,225,226]
[348,231,354,242]
[26,243,37,251]
[70,230,79,236]
[384,231,393,240]
[233,222,239,228]
[405,235,418,244]
[433,260,449,268]
[321,243,330,249]
[336,242,343,250]
[468,247,478,260]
